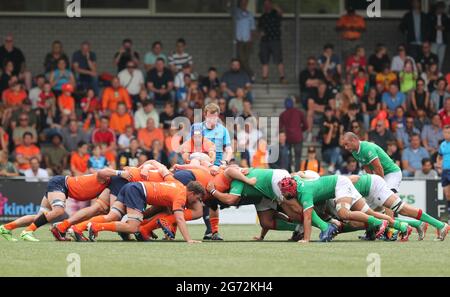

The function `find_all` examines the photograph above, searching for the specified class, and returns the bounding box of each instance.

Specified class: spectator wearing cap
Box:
[399,0,430,60]
[200,67,220,95]
[49,58,75,96]
[114,38,140,73]
[42,133,68,176]
[118,60,145,110]
[12,113,37,146]
[168,38,193,73]
[134,100,159,130]
[221,58,253,102]
[58,83,75,126]
[279,96,307,171]
[402,133,430,177]
[110,102,133,135]
[62,119,89,152]
[144,41,168,72]
[15,132,41,172]
[180,127,216,165]
[0,151,19,177]
[72,41,99,95]
[91,116,116,152]
[24,157,49,182]
[414,158,439,179]
[138,118,164,151]
[102,76,132,115]
[269,131,290,171]
[369,119,396,151]
[299,146,324,175]
[233,0,256,79]
[336,156,361,176]
[146,58,174,103]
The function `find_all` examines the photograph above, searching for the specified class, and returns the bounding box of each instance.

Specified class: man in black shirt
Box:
[200,67,220,95]
[321,107,342,173]
[114,38,140,73]
[368,43,390,74]
[159,101,180,130]
[299,57,325,108]
[0,34,31,89]
[117,138,146,169]
[146,58,174,103]
[417,41,439,73]
[258,0,286,83]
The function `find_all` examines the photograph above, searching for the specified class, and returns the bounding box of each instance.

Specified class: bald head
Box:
[342,132,361,152]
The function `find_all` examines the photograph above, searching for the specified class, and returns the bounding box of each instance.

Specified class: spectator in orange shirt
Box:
[58,83,75,126]
[15,132,42,172]
[299,146,325,175]
[180,128,216,165]
[70,141,90,176]
[336,6,366,41]
[110,102,133,135]
[252,138,269,169]
[1,80,27,126]
[102,76,132,114]
[137,117,164,151]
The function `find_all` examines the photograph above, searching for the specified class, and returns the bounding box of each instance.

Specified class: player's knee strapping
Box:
[336,203,351,212]
[51,199,66,209]
[111,207,125,219]
[390,197,404,215]
[360,203,370,213]
[126,216,143,223]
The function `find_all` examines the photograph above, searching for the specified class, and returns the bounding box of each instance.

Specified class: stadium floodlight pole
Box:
[295,0,300,81]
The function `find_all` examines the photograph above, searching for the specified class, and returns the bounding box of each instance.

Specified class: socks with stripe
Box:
[416,209,445,230]
[74,215,108,232]
[210,217,219,233]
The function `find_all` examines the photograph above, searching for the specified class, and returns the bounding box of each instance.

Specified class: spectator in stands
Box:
[159,101,179,131]
[148,139,169,167]
[402,133,430,177]
[118,60,144,109]
[399,0,430,60]
[233,0,255,79]
[0,127,8,153]
[391,44,417,73]
[204,88,219,106]
[375,64,397,92]
[42,133,68,176]
[300,146,324,175]
[80,88,100,120]
[321,107,342,173]
[397,115,421,150]
[411,78,430,114]
[258,0,286,84]
[430,1,448,71]
[368,43,390,76]
[146,58,174,103]
[349,119,368,141]
[336,6,366,42]
[174,64,194,90]
[252,138,269,169]
[391,106,407,132]
[306,79,331,137]
[414,158,439,179]
[417,41,439,73]
[144,41,168,72]
[431,78,449,112]
[0,151,18,177]
[0,60,15,95]
[134,100,159,130]
[72,41,99,95]
[369,119,396,151]
[24,157,49,182]
[279,96,307,171]
[49,58,75,95]
[299,56,325,107]
[70,141,89,176]
[382,83,406,116]
[118,137,143,168]
[168,38,193,73]
[439,97,450,127]
[62,119,88,152]
[387,140,402,166]
[334,83,357,117]
[138,118,164,151]
[114,38,140,73]
[422,114,443,155]
[228,88,245,116]
[0,34,31,90]
[91,116,116,151]
[269,131,290,171]
[414,108,431,132]
[102,76,132,115]
[28,75,46,109]
[11,100,37,133]
[117,125,134,150]
[43,40,70,74]
[336,156,361,176]
[110,102,133,135]
[318,43,342,80]
[399,59,417,94]
[421,62,441,93]
[221,58,252,101]
[240,99,257,119]
[58,83,75,126]
[12,113,37,146]
[175,73,191,103]
[88,144,109,173]
[1,79,27,127]
[36,81,56,129]
[361,87,381,130]
[341,103,363,133]
[200,67,220,95]
[345,45,367,81]
[15,132,41,173]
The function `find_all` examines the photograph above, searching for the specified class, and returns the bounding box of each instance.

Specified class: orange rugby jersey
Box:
[125,166,165,182]
[140,175,186,211]
[66,173,109,201]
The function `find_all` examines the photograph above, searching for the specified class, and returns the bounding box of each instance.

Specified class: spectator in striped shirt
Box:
[168,38,193,73]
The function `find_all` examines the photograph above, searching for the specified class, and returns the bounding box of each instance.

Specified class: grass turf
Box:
[0,224,449,276]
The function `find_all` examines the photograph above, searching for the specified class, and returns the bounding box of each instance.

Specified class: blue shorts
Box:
[46,176,68,197]
[116,182,146,212]
[173,170,196,185]
[442,170,450,187]
[108,176,129,197]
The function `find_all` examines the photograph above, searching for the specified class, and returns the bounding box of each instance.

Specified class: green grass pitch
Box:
[1,224,449,276]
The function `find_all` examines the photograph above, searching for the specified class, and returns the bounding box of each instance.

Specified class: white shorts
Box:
[384,171,402,192]
[255,198,278,212]
[334,175,362,206]
[365,175,394,209]
[271,169,291,203]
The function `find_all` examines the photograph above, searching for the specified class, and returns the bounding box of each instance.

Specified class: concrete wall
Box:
[0,16,408,83]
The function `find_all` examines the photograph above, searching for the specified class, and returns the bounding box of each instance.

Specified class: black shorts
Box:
[116,182,146,212]
[204,198,230,211]
[173,170,196,185]
[46,176,68,197]
[108,176,129,197]
[259,40,282,65]
[442,169,450,187]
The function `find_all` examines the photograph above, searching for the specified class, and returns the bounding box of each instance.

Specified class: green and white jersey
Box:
[352,141,400,175]
[229,168,277,205]
[353,174,372,197]
[294,175,338,210]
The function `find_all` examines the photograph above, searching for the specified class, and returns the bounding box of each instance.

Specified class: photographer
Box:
[114,38,140,73]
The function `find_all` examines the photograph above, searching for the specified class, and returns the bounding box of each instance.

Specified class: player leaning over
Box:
[278,175,389,243]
